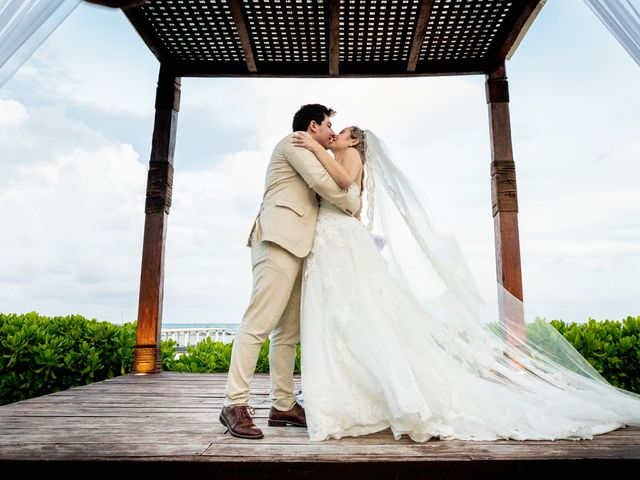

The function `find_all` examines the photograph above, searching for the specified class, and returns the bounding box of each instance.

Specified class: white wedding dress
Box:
[299,134,640,443]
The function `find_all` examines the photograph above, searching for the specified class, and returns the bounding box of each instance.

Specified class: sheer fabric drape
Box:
[0,0,81,87]
[584,0,640,67]
[363,129,640,415]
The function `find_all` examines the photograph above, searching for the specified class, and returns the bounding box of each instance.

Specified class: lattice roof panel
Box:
[124,0,545,77]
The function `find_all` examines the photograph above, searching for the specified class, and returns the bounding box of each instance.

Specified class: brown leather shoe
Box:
[268,402,307,427]
[219,405,264,439]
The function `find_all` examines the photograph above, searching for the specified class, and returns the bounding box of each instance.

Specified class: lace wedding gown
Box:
[300,184,639,443]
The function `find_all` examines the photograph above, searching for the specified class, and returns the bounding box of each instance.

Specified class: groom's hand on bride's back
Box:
[291,131,323,153]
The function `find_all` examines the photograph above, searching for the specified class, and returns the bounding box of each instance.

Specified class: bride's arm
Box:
[291,132,361,189]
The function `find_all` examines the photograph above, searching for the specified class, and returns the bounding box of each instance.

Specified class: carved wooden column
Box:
[485,63,525,341]
[134,65,180,373]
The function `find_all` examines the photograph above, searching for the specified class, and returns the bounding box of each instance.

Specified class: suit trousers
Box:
[224,231,303,411]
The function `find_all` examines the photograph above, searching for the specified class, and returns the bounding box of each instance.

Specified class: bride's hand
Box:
[291,131,322,152]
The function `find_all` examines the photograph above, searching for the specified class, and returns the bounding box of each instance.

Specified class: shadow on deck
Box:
[1,372,638,477]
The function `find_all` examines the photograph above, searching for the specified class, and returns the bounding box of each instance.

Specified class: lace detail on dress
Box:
[333,304,353,329]
[307,320,390,441]
[374,273,397,318]
[304,187,359,279]
[315,215,346,247]
[323,268,338,291]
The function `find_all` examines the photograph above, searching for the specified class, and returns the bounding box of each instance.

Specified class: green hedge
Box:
[1,312,638,405]
[162,337,301,375]
[548,316,640,393]
[0,312,284,405]
[0,312,138,405]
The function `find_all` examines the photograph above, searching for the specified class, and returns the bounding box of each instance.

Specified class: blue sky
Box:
[1,0,638,325]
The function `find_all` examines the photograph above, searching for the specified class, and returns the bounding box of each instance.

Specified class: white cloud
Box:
[0,141,147,322]
[0,99,28,127]
[1,0,639,326]
[0,102,111,170]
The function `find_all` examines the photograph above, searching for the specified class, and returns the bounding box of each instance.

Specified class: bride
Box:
[291,127,640,442]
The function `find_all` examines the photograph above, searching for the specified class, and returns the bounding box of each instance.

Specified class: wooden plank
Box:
[227,0,257,73]
[201,442,640,461]
[0,418,224,430]
[0,398,264,409]
[0,442,212,459]
[0,434,218,444]
[407,0,434,72]
[1,373,638,466]
[3,427,635,446]
[1,430,637,452]
[328,0,340,75]
[3,439,636,462]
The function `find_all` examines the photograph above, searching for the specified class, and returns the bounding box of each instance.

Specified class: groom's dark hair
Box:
[292,104,336,132]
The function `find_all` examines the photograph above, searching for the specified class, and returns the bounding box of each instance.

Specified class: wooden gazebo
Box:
[4,1,640,472]
[116,0,546,374]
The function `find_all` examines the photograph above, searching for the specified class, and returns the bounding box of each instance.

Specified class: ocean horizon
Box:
[162,323,239,330]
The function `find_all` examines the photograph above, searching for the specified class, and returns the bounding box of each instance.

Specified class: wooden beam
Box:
[485,63,525,341]
[171,58,488,78]
[134,64,181,374]
[328,0,340,76]
[407,0,434,72]
[123,6,165,62]
[84,0,149,8]
[492,0,545,65]
[228,0,257,73]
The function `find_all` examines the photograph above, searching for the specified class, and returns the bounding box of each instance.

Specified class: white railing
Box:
[160,327,236,348]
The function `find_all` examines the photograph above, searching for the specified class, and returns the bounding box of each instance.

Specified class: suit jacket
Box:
[247,133,361,258]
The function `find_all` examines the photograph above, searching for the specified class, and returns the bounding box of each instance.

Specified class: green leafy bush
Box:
[0,312,299,404]
[0,312,137,405]
[548,316,640,393]
[168,337,301,375]
[2,312,637,405]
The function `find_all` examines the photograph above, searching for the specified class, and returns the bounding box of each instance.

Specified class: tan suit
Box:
[224,134,360,410]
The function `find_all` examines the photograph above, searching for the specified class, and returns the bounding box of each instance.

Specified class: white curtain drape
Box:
[0,0,81,87]
[584,0,640,67]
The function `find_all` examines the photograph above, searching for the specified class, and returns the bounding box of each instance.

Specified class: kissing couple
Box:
[219,104,640,442]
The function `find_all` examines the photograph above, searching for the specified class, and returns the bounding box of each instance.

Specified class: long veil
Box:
[362,129,640,421]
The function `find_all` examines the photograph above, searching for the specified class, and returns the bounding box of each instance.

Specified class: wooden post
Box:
[134,65,181,374]
[485,63,525,342]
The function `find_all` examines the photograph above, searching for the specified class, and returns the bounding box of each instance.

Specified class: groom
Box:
[219,104,361,439]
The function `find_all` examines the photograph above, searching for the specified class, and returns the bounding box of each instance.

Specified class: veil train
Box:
[362,129,640,412]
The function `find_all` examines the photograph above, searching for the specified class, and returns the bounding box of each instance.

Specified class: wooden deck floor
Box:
[1,372,638,477]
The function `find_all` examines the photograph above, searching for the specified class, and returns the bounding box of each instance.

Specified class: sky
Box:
[0,0,638,326]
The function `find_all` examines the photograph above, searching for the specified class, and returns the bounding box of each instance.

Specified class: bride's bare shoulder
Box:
[343,147,363,165]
